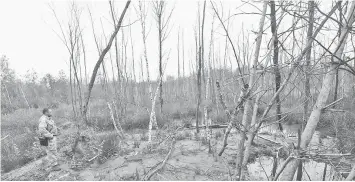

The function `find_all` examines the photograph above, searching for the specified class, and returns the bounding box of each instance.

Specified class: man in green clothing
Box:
[38,108,60,171]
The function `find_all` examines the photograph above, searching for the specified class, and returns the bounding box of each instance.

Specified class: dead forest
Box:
[1,0,355,181]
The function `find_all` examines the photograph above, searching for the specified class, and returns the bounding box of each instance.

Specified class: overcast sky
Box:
[0,0,343,82]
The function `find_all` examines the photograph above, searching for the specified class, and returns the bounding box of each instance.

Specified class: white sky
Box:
[0,0,342,82]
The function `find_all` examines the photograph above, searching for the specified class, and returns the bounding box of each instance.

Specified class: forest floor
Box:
[2,121,352,181]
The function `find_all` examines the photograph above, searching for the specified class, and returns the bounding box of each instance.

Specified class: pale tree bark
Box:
[19,85,30,109]
[298,1,315,180]
[107,102,124,138]
[346,165,355,181]
[244,1,340,155]
[333,1,342,106]
[235,2,268,180]
[149,75,164,142]
[242,71,264,170]
[218,85,247,156]
[3,84,12,106]
[303,1,314,128]
[204,12,214,151]
[242,31,274,171]
[196,1,206,133]
[280,2,355,180]
[82,1,131,121]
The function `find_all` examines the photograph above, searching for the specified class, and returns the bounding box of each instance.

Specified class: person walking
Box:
[38,108,60,171]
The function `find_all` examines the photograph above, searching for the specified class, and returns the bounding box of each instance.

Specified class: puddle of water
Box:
[249,156,334,181]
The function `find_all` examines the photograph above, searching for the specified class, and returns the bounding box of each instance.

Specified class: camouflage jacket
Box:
[38,115,58,138]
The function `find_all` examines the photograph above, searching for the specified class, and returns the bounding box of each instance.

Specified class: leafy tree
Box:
[1,55,16,86]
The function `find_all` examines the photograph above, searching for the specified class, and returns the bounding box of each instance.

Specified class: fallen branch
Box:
[346,165,355,181]
[316,153,351,157]
[88,147,101,162]
[322,109,346,113]
[188,124,228,130]
[322,97,343,110]
[1,135,9,141]
[143,138,176,181]
[257,135,283,145]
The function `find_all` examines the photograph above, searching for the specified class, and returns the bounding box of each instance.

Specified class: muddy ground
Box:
[3,125,351,181]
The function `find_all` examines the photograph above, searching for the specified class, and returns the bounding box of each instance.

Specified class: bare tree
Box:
[152,0,174,114]
[280,2,355,180]
[82,1,131,121]
[204,10,215,152]
[270,0,283,131]
[234,2,268,180]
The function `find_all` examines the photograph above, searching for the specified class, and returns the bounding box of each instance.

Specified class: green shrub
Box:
[98,133,122,164]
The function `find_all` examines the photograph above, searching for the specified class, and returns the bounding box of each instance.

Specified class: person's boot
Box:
[40,158,49,170]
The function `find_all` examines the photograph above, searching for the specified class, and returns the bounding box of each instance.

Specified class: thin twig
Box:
[143,138,176,180]
[273,156,294,181]
[258,157,270,180]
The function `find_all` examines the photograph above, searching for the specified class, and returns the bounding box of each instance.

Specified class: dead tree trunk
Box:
[280,2,355,180]
[137,1,153,103]
[152,1,173,114]
[270,0,283,131]
[148,79,162,142]
[303,1,314,128]
[82,1,130,121]
[235,2,268,180]
[195,2,205,134]
[241,4,339,172]
[3,84,12,106]
[204,10,214,152]
[19,85,30,109]
[333,1,343,108]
